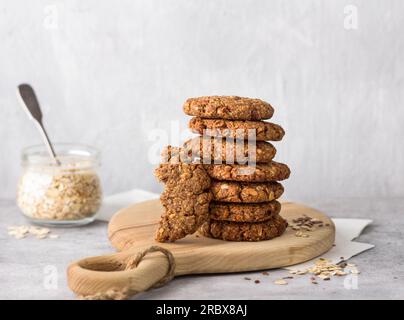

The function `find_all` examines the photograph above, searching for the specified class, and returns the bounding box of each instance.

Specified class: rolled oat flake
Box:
[17,144,102,226]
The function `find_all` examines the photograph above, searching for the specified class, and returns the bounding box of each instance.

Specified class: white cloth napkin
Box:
[285,218,374,271]
[96,189,374,266]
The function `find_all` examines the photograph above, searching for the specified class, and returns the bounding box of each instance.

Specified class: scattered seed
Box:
[289,215,326,234]
[254,280,260,284]
[244,277,251,281]
[262,272,269,276]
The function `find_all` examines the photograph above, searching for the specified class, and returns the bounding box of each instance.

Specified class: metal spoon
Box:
[17,84,61,165]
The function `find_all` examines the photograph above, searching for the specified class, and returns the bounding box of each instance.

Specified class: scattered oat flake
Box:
[295,231,309,238]
[274,279,288,285]
[6,225,58,240]
[296,270,307,275]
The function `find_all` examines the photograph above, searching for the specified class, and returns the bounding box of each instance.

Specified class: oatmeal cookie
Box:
[210,201,281,222]
[155,163,212,242]
[189,117,284,141]
[183,96,274,120]
[160,145,192,164]
[211,180,284,203]
[183,136,276,164]
[204,162,291,182]
[199,214,288,241]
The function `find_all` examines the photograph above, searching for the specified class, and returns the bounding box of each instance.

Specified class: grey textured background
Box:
[0,0,403,201]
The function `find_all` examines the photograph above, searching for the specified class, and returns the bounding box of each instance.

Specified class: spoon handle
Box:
[17,84,60,165]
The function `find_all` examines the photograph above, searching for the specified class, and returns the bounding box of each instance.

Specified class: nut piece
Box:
[155,163,212,242]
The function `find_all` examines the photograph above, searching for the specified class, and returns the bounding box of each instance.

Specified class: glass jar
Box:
[17,143,103,226]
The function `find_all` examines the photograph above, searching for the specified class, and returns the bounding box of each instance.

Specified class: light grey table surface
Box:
[0,197,403,300]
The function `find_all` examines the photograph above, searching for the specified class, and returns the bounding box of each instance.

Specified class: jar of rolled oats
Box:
[17,144,102,226]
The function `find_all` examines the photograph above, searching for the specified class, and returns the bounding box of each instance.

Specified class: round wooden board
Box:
[108,199,335,275]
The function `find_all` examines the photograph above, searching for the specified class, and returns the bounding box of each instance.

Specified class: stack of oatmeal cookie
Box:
[183,96,290,241]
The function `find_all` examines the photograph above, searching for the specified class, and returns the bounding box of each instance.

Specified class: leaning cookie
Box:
[155,163,212,242]
[204,162,291,182]
[189,117,284,141]
[184,96,274,120]
[199,214,288,241]
[183,136,276,164]
[211,181,284,203]
[210,201,281,222]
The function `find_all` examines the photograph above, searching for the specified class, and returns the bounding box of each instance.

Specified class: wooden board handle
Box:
[67,246,175,299]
